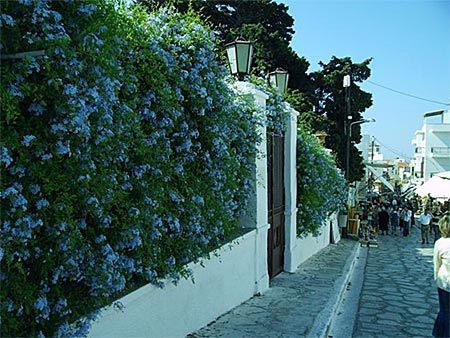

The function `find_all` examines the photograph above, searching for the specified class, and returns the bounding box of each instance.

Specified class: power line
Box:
[373,136,413,160]
[366,80,450,106]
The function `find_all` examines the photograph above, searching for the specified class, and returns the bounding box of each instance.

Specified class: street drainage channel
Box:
[327,246,368,338]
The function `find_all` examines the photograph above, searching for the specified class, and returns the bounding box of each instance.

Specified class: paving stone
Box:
[354,225,438,338]
[406,306,429,315]
[358,307,381,316]
[189,222,439,338]
[380,311,403,321]
[188,239,359,338]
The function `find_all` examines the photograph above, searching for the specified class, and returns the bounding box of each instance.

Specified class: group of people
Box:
[359,198,415,238]
[419,206,444,244]
[359,197,447,243]
[358,196,449,337]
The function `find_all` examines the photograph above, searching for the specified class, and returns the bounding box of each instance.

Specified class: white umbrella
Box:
[415,171,450,199]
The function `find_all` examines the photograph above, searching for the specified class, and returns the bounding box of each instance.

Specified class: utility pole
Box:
[371,136,375,163]
[343,74,351,181]
[370,136,375,192]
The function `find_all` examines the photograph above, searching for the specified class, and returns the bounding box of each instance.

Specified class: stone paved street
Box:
[188,221,440,338]
[188,239,359,338]
[353,224,438,338]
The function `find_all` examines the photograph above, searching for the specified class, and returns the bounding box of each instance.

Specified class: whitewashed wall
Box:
[89,230,259,338]
[282,105,340,272]
[286,213,340,271]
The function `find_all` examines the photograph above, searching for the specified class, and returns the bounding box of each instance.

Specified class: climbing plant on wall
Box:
[0,1,262,336]
[296,128,348,237]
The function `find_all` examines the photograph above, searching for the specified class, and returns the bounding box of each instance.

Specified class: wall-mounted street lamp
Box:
[225,37,254,80]
[346,117,376,181]
[268,68,289,94]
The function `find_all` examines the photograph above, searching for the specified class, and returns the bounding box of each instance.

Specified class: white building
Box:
[411,109,450,185]
[359,134,383,162]
[357,134,395,195]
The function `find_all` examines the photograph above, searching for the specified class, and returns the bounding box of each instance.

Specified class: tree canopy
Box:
[138,0,374,181]
[138,0,313,93]
[311,57,373,182]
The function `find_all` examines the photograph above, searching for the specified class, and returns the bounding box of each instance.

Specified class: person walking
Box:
[378,206,390,235]
[410,203,416,228]
[432,205,443,243]
[420,208,433,244]
[432,212,450,338]
[373,204,380,233]
[402,206,412,237]
[399,207,405,231]
[367,204,374,228]
[390,206,399,236]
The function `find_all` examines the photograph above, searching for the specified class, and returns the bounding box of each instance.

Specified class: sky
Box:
[277,0,450,160]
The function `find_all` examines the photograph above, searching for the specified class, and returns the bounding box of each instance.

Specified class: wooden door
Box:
[267,131,285,279]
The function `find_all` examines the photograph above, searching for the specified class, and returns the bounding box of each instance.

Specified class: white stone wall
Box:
[89,230,259,338]
[285,213,340,271]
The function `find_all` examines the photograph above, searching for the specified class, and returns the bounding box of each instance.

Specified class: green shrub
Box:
[0,1,260,336]
[296,128,347,236]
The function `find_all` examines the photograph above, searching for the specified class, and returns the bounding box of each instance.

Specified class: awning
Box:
[415,171,450,199]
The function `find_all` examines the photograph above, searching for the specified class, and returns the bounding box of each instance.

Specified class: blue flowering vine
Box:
[0,1,261,337]
[296,128,348,237]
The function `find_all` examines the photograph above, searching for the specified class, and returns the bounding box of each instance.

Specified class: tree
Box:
[137,0,313,93]
[310,56,373,182]
[138,1,373,181]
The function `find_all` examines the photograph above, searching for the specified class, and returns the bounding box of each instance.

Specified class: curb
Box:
[308,240,361,338]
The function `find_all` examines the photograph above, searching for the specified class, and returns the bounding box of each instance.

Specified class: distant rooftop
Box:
[423,109,450,123]
[423,109,445,118]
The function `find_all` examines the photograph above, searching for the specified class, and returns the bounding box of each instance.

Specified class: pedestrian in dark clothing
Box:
[399,207,405,230]
[432,206,443,243]
[379,207,390,235]
[410,204,416,228]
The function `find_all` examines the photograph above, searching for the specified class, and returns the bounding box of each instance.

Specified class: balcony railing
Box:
[431,147,450,157]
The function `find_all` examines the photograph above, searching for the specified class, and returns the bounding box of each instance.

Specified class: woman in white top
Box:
[433,212,450,338]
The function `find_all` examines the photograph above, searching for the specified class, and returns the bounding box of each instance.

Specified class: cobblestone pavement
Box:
[187,238,360,338]
[353,224,438,338]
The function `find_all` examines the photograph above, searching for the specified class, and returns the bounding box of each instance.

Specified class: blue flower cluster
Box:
[249,76,290,134]
[296,129,348,237]
[0,1,260,337]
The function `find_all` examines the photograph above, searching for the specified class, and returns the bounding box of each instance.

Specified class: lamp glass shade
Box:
[225,38,253,78]
[268,69,289,93]
[343,74,351,87]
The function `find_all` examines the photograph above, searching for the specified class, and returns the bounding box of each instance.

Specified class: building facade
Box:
[411,110,450,184]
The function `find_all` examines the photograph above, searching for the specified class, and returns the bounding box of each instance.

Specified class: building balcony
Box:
[414,147,424,155]
[431,147,450,157]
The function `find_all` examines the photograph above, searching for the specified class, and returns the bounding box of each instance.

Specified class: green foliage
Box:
[296,128,348,236]
[139,0,313,92]
[310,56,373,182]
[0,1,261,336]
